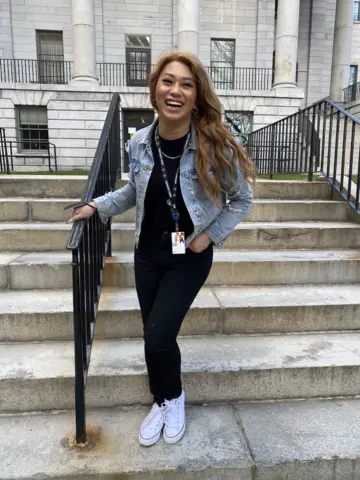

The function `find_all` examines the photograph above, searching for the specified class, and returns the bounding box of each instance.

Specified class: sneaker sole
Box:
[163,422,186,445]
[139,429,162,447]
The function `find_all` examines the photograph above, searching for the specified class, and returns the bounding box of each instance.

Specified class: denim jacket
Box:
[94,120,253,248]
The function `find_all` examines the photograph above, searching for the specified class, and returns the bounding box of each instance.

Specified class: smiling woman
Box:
[153,62,197,139]
[67,50,254,449]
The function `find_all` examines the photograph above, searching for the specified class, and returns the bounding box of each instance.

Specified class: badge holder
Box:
[169,204,185,255]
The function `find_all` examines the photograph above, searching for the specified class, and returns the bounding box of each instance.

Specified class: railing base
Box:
[66,425,102,449]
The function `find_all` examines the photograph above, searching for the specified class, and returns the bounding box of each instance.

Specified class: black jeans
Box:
[134,238,213,405]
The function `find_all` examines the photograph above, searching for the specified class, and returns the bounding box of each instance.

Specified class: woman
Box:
[68,51,255,447]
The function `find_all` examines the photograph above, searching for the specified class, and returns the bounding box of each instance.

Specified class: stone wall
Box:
[101,0,173,64]
[305,0,336,106]
[1,0,73,61]
[0,85,111,170]
[0,84,303,171]
[199,0,274,69]
[0,0,13,58]
[351,22,360,75]
[0,0,277,69]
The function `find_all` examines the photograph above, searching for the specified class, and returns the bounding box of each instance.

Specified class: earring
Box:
[192,107,199,116]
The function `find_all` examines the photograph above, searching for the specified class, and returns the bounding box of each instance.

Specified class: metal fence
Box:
[248,98,360,215]
[206,66,273,90]
[0,128,57,173]
[344,81,360,103]
[0,58,72,84]
[1,58,274,91]
[66,93,120,445]
[0,128,10,173]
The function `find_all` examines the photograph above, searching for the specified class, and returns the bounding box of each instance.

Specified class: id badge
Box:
[171,231,186,254]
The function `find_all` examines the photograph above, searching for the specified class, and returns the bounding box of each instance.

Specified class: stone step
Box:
[0,176,332,199]
[1,221,359,251]
[1,249,360,290]
[1,285,360,342]
[0,404,253,480]
[2,397,360,480]
[2,332,360,412]
[0,198,350,223]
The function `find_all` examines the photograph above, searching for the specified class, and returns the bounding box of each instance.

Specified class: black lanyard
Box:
[154,125,190,231]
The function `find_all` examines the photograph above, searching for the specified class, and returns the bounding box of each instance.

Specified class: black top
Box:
[139,131,194,247]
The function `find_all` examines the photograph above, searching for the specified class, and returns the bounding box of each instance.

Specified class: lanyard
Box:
[154,125,190,231]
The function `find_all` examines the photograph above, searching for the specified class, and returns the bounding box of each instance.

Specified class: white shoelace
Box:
[162,400,180,427]
[143,404,165,429]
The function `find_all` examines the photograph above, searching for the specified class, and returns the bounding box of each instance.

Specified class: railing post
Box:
[270,124,275,180]
[72,249,87,445]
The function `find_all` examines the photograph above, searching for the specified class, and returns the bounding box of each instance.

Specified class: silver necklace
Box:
[162,152,182,160]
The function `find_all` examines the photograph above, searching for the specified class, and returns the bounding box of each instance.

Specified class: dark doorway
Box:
[122,109,154,172]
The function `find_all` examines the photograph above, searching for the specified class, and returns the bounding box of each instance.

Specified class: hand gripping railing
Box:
[66,93,120,444]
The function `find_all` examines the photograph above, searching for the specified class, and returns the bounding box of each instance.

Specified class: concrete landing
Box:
[2,398,360,480]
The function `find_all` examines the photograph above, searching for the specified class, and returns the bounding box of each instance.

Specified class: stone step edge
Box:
[0,220,359,230]
[0,197,340,203]
[2,331,360,381]
[2,249,359,266]
[1,397,359,480]
[2,284,360,316]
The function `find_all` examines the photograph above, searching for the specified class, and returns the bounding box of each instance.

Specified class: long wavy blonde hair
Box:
[149,51,255,202]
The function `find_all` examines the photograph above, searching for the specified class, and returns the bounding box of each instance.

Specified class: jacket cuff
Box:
[203,221,225,247]
[93,196,110,224]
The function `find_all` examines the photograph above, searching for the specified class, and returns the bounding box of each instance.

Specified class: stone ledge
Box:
[2,398,360,479]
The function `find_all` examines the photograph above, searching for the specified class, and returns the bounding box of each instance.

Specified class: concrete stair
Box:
[3,398,360,480]
[2,221,360,251]
[1,175,360,479]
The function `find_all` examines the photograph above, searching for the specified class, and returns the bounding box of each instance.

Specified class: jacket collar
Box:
[135,118,197,150]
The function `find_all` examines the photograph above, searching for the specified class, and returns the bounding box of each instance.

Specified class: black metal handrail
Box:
[247,97,360,214]
[0,58,72,84]
[344,81,360,103]
[206,66,273,90]
[0,128,10,173]
[6,140,57,172]
[1,58,274,91]
[66,93,120,444]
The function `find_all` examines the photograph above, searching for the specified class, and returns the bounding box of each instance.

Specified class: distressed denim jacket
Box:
[94,120,253,248]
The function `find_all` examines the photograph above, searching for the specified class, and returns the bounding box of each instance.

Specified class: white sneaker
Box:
[163,391,186,444]
[139,403,165,447]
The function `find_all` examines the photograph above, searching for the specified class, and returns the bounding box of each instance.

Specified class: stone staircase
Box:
[1,175,360,479]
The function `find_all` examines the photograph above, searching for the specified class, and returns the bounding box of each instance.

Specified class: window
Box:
[126,35,151,87]
[354,1,360,21]
[17,107,49,151]
[225,111,253,146]
[346,65,359,102]
[36,30,65,84]
[350,65,358,85]
[210,39,235,89]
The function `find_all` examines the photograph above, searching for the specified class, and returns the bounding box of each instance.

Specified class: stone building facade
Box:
[0,0,356,171]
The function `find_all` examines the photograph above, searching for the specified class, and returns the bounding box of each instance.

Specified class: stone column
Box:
[330,0,353,102]
[177,0,200,57]
[273,0,300,88]
[71,0,98,83]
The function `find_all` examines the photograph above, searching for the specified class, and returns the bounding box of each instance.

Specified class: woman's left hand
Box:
[188,233,212,253]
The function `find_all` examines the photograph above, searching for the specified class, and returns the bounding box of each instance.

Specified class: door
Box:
[122,109,154,172]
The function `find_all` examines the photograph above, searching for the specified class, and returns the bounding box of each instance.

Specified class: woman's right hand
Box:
[67,202,97,224]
